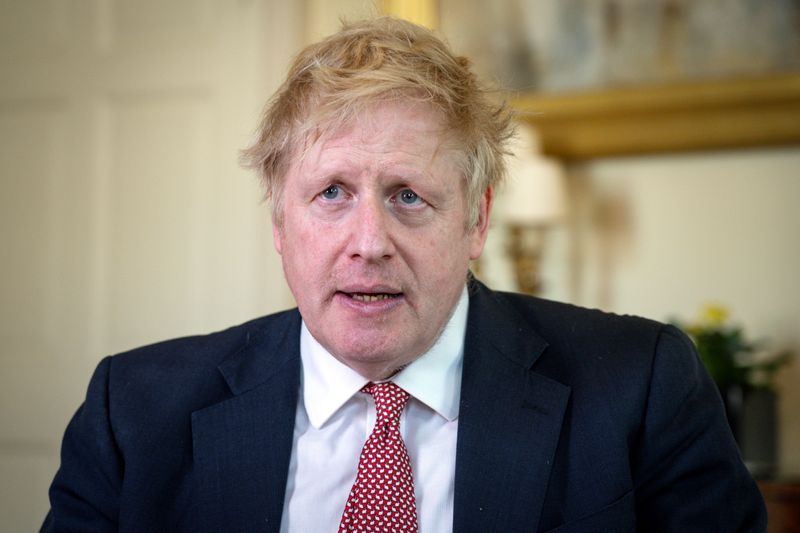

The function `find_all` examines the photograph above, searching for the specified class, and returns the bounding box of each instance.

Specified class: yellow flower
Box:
[700,304,729,327]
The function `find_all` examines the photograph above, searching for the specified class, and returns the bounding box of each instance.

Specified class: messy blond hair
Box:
[241,17,513,229]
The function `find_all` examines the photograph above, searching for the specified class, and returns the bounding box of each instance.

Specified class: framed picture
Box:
[436,0,800,158]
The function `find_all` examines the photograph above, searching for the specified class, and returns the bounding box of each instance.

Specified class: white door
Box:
[0,1,301,529]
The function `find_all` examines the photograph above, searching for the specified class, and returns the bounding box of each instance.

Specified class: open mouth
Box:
[340,291,403,303]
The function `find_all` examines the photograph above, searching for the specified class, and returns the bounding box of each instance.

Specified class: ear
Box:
[272,214,283,255]
[469,186,493,260]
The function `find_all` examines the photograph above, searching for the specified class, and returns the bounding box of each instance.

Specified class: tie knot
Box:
[362,382,410,424]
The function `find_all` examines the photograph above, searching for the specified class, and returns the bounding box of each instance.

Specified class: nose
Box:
[345,195,395,262]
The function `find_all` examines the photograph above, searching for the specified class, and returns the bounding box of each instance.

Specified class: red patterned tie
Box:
[339,382,419,532]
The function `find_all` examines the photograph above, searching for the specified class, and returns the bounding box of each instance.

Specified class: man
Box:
[43,17,766,532]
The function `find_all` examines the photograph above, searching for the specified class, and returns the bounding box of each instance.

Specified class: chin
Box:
[335,340,415,374]
[338,342,400,365]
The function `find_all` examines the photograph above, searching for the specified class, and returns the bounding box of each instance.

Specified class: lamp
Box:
[498,124,566,295]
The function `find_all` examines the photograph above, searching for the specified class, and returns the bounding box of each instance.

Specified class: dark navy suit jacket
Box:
[42,282,766,532]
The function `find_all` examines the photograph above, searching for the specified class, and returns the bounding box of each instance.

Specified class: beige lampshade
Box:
[500,125,566,225]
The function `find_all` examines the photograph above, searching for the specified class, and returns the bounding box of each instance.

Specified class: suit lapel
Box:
[191,311,301,533]
[454,283,571,532]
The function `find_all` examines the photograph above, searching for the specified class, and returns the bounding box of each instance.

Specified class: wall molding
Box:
[512,74,800,160]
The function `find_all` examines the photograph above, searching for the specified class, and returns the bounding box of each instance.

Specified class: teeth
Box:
[351,293,395,302]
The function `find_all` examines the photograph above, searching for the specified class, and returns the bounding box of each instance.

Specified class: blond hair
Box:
[241,17,513,229]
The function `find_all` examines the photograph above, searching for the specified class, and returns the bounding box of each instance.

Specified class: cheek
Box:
[280,245,327,311]
[281,220,338,279]
[407,228,472,278]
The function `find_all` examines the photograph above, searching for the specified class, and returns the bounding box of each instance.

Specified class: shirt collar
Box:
[300,285,469,428]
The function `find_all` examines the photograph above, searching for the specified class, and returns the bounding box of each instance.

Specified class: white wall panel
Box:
[100,0,214,53]
[0,1,304,528]
[0,0,72,60]
[101,94,213,351]
[0,104,64,359]
[0,453,60,532]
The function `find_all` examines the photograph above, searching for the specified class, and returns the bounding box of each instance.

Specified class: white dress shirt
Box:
[279,286,468,532]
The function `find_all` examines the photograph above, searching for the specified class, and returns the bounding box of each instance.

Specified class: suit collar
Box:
[192,310,302,533]
[464,279,551,369]
[454,280,571,532]
[217,310,302,396]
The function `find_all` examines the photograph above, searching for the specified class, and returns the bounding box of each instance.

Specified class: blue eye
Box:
[398,189,420,205]
[320,185,340,200]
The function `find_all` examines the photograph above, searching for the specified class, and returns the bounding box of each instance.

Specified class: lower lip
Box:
[334,292,405,315]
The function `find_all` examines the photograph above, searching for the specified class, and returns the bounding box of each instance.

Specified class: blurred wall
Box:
[304,0,377,41]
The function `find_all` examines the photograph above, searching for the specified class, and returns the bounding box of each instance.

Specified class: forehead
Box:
[295,100,463,176]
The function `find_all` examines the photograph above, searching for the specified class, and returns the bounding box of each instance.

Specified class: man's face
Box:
[273,100,491,380]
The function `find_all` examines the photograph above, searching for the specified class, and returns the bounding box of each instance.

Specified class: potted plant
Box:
[673,305,792,478]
